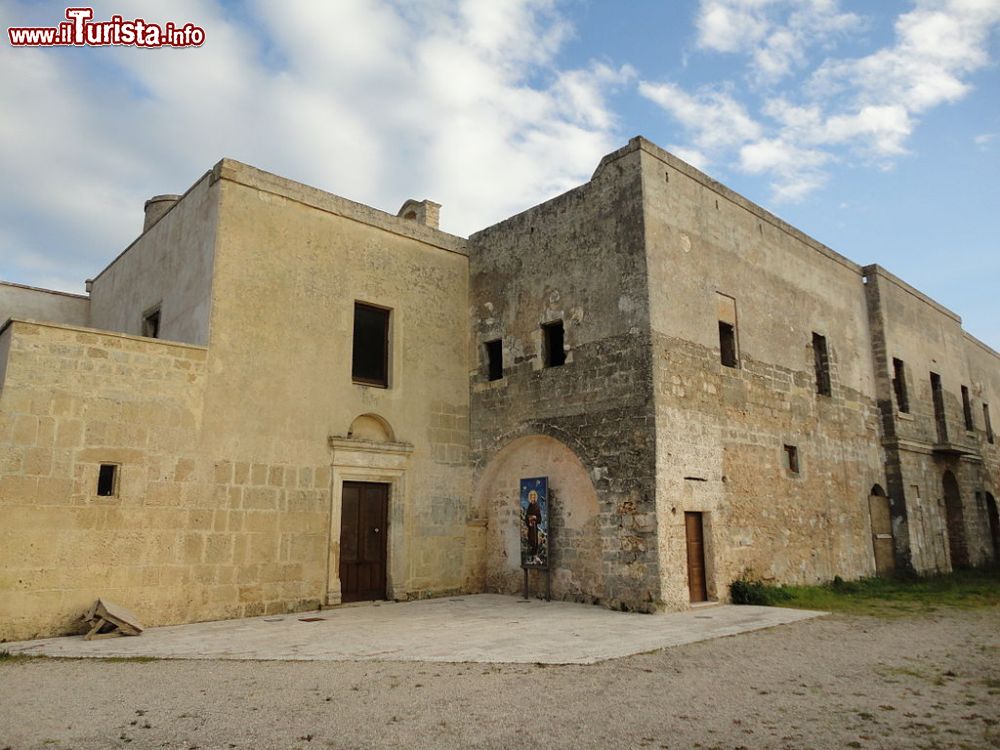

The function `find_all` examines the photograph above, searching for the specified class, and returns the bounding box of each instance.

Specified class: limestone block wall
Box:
[865,266,997,571]
[204,161,473,602]
[0,320,336,641]
[89,169,219,346]
[469,144,661,611]
[637,138,884,605]
[0,282,89,329]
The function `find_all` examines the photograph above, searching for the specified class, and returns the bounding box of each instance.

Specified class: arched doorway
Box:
[868,484,895,576]
[942,471,968,569]
[476,434,603,602]
[986,492,999,564]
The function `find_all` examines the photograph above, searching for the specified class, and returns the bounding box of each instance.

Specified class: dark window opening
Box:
[97,464,118,496]
[930,372,947,443]
[783,444,799,474]
[985,404,995,444]
[961,385,974,431]
[142,307,161,339]
[892,358,909,413]
[719,321,737,368]
[352,303,390,387]
[542,321,565,368]
[485,339,503,381]
[813,332,831,396]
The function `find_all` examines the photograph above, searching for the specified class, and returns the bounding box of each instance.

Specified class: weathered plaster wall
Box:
[89,171,218,346]
[204,160,473,603]
[638,138,884,605]
[0,282,89,328]
[469,145,661,612]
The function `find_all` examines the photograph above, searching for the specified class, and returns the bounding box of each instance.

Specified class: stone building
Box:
[1,136,997,640]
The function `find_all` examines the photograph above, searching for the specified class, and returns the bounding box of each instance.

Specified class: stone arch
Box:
[347,413,395,442]
[985,492,999,564]
[870,484,886,497]
[475,434,603,603]
[942,470,968,569]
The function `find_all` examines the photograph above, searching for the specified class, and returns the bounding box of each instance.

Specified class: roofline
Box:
[0,279,89,300]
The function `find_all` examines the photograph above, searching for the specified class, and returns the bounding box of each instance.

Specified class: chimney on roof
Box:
[397,199,441,230]
[143,194,181,232]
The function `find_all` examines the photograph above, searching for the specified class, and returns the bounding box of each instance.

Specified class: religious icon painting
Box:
[519,476,549,568]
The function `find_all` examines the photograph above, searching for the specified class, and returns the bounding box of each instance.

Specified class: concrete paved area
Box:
[6,594,825,664]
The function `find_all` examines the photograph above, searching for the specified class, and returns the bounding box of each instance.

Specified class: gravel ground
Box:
[1,608,998,750]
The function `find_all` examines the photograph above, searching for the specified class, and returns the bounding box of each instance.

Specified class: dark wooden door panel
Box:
[340,482,388,602]
[685,512,708,603]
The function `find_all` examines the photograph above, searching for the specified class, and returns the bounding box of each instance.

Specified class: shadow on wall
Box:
[477,435,603,602]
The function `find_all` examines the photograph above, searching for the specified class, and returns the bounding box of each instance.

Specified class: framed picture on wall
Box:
[520,476,549,568]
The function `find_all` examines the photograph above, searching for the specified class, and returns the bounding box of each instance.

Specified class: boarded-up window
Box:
[542,321,565,367]
[961,385,974,431]
[485,339,503,381]
[716,292,738,368]
[892,358,909,413]
[813,332,831,396]
[930,372,947,443]
[97,464,118,496]
[352,303,390,387]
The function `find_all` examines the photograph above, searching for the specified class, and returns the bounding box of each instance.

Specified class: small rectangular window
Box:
[716,292,739,368]
[812,332,831,396]
[783,444,799,474]
[97,464,118,496]
[985,403,995,444]
[930,372,947,443]
[352,302,390,387]
[961,385,974,431]
[718,322,738,368]
[485,339,503,381]
[542,321,565,368]
[892,358,909,413]
[141,306,161,339]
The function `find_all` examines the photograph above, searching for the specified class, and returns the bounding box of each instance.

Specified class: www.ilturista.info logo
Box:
[8,7,205,48]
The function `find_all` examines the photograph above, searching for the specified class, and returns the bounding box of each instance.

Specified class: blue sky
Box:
[2,0,999,346]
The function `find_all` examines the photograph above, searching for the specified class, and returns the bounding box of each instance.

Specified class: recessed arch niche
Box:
[347,413,395,443]
[476,434,603,602]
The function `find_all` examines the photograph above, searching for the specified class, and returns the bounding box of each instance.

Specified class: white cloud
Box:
[645,0,1000,203]
[0,0,630,289]
[696,0,862,84]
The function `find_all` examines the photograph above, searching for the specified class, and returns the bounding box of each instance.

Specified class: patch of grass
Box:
[0,649,48,663]
[731,567,1000,618]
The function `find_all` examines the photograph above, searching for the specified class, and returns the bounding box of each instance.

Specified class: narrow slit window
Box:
[485,339,503,381]
[542,321,565,367]
[783,444,799,474]
[718,322,737,368]
[352,302,390,387]
[812,332,831,396]
[985,403,995,444]
[892,358,909,413]
[930,372,947,443]
[97,464,118,496]
[141,306,161,339]
[961,385,974,431]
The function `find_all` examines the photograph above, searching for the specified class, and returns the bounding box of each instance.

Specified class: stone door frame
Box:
[327,437,413,605]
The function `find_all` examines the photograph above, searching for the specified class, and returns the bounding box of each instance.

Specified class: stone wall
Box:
[468,144,661,611]
[865,265,1000,572]
[638,138,885,606]
[206,160,473,603]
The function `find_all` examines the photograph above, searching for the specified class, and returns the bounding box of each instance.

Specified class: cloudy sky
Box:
[2,0,999,345]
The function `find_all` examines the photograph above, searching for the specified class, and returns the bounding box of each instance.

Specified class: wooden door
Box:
[685,512,708,603]
[868,493,895,576]
[339,482,388,602]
